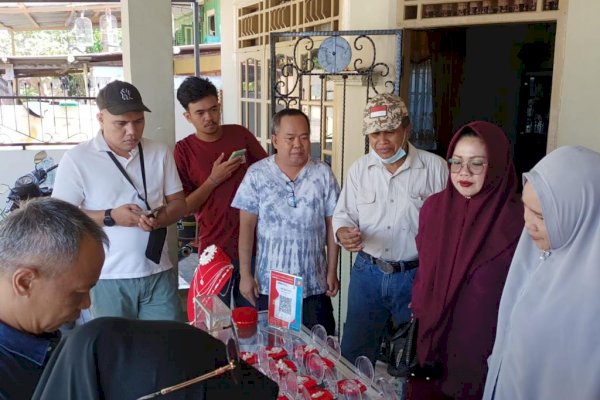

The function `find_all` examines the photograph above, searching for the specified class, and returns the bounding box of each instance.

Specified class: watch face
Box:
[104,210,115,227]
[317,36,352,73]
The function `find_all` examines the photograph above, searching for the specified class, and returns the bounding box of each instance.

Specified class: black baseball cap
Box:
[96,80,151,114]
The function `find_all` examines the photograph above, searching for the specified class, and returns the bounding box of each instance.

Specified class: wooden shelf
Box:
[399,0,560,25]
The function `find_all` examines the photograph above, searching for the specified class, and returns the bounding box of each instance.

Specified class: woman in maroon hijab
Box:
[410,121,523,399]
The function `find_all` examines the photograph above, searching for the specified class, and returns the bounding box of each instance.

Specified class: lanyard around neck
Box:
[106,143,151,210]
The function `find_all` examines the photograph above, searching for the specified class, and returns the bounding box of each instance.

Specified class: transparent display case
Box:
[245,312,400,399]
[192,297,400,399]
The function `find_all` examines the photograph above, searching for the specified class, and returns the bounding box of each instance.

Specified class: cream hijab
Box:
[483,146,600,400]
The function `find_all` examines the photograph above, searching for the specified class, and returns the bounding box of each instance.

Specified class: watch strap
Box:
[104,209,115,226]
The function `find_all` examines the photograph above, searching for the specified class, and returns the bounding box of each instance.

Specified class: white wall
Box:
[122,0,176,147]
[219,0,238,124]
[554,0,600,152]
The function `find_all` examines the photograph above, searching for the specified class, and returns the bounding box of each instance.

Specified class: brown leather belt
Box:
[359,251,419,274]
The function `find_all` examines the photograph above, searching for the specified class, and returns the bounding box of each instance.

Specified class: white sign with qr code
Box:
[268,270,303,331]
[274,280,296,323]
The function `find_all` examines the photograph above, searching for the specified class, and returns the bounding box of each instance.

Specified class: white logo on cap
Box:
[120,88,133,101]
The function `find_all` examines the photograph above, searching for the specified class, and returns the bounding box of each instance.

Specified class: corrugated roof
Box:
[0,3,121,32]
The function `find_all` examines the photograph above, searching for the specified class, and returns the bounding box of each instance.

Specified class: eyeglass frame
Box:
[285,180,297,208]
[447,157,488,175]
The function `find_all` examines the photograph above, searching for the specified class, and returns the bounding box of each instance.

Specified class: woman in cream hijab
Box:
[483,146,600,400]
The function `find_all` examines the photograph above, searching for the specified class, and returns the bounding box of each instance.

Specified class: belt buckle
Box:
[376,259,394,274]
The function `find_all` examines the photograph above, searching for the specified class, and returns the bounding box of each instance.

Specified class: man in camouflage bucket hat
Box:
[362,93,410,135]
[333,93,448,364]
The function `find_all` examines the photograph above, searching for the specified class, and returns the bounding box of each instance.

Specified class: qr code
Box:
[279,295,292,315]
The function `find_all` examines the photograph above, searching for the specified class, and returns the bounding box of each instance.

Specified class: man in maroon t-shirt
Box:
[174,77,267,307]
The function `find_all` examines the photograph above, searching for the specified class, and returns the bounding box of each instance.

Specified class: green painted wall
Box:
[202,0,221,44]
[173,1,221,46]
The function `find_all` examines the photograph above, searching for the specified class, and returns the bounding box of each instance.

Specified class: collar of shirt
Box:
[366,142,425,173]
[268,154,314,182]
[93,130,141,159]
[0,320,61,366]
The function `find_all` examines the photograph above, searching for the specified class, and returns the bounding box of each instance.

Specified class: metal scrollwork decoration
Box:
[352,35,396,96]
[270,30,402,117]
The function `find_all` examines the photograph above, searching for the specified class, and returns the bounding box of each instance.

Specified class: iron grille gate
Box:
[269,29,404,335]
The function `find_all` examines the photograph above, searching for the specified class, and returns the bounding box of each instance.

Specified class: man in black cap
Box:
[53,80,187,321]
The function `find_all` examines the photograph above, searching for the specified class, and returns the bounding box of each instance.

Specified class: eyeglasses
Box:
[286,180,297,208]
[137,338,239,399]
[447,158,488,175]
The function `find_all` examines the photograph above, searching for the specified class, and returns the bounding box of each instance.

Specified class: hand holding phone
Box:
[146,204,165,219]
[228,148,247,163]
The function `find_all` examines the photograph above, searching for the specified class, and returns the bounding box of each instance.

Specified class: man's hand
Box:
[207,153,243,186]
[326,271,340,297]
[138,212,159,232]
[111,204,145,227]
[239,273,259,306]
[336,227,364,252]
[137,193,186,232]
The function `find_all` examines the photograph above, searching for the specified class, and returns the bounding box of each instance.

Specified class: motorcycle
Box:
[0,151,57,220]
[0,151,194,262]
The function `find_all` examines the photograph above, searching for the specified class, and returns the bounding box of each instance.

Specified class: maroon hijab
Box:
[411,121,523,364]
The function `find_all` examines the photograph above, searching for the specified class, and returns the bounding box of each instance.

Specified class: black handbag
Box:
[386,318,443,379]
[386,317,418,377]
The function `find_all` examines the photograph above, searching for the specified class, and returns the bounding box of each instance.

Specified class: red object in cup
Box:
[321,356,335,370]
[240,351,258,365]
[232,306,258,338]
[232,306,258,328]
[307,387,334,400]
[337,379,368,395]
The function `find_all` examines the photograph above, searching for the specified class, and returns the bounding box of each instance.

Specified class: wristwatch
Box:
[103,209,115,227]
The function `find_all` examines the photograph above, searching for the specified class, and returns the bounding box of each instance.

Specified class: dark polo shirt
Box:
[0,320,60,400]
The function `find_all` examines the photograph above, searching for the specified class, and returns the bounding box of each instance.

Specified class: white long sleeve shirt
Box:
[333,143,447,262]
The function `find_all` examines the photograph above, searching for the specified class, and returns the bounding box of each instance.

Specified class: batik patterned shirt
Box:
[232,155,340,297]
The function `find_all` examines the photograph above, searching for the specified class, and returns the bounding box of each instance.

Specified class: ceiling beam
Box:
[0,4,121,15]
[64,10,75,28]
[17,3,40,29]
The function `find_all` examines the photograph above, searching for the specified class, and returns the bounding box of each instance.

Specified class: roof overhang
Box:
[0,1,198,32]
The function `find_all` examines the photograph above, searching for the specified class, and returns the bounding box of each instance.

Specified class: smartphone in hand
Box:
[146,204,165,218]
[228,148,247,163]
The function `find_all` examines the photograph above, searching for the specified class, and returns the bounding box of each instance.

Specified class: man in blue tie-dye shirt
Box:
[232,109,340,334]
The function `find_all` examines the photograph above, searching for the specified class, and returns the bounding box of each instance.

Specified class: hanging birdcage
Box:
[100,8,119,50]
[72,11,94,49]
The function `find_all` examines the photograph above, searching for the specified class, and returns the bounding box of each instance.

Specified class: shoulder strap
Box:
[106,143,151,210]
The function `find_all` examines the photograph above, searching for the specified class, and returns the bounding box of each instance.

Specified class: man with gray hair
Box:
[0,198,278,400]
[0,197,107,400]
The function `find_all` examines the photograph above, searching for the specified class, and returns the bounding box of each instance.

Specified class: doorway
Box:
[406,23,556,184]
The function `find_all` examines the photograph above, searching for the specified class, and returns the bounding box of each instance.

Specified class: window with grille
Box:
[408,59,436,150]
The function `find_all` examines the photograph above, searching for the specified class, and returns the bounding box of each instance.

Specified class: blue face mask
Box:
[370,146,407,164]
